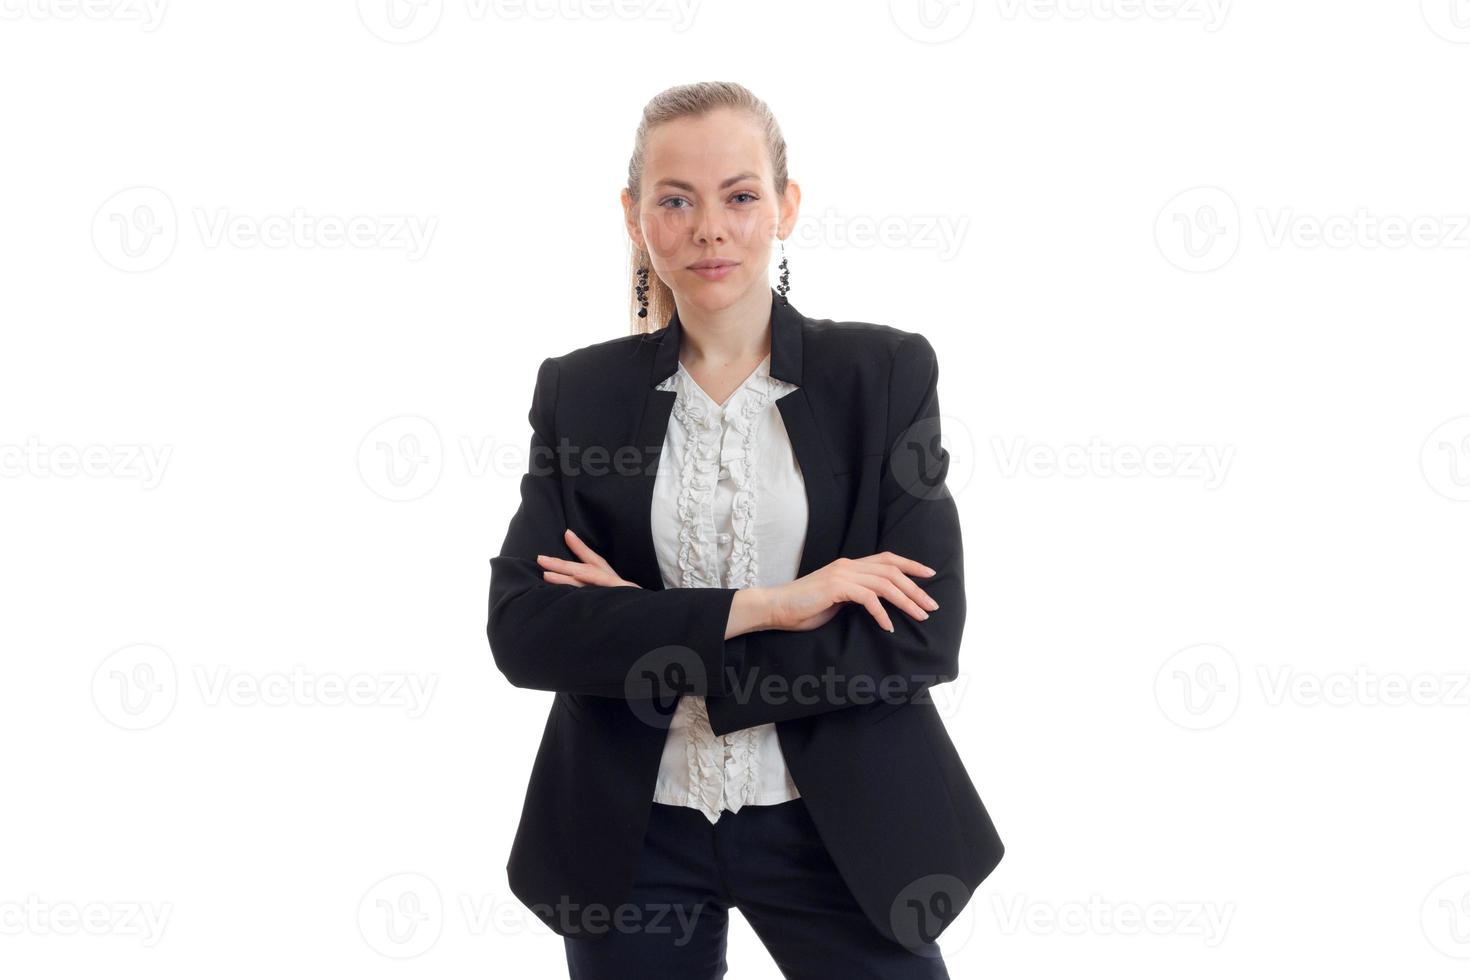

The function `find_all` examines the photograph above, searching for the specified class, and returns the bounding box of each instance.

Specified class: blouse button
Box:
[717,532,731,544]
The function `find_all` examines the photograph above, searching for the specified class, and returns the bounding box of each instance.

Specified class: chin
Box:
[682,274,746,304]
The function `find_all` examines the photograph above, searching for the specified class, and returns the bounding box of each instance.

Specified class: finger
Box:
[554,562,623,588]
[846,558,934,614]
[563,529,614,572]
[850,562,938,612]
[574,568,624,587]
[537,554,592,576]
[537,554,626,588]
[831,582,892,633]
[848,572,929,622]
[863,551,937,578]
[542,570,584,587]
[847,571,930,622]
[846,584,894,633]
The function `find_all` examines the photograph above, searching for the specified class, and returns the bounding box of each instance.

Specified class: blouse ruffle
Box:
[652,354,799,823]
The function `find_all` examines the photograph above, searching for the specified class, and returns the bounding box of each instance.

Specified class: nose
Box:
[694,208,726,247]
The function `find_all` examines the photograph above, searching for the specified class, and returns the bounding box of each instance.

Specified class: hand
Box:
[764,553,939,633]
[536,529,642,589]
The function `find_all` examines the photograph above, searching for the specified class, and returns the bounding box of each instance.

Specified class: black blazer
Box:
[486,287,1003,950]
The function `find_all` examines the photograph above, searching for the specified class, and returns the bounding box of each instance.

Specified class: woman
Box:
[487,81,1003,979]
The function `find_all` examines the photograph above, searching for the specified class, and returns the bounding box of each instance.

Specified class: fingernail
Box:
[886,624,895,633]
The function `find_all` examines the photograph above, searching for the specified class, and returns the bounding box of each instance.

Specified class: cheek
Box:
[728,208,773,244]
[641,209,689,259]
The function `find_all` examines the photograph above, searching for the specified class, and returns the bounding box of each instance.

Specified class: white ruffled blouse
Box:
[649,350,809,823]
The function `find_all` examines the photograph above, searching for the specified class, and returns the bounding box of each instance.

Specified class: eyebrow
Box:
[653,171,761,192]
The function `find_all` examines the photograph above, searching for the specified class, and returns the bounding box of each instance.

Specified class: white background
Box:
[3,1,1470,976]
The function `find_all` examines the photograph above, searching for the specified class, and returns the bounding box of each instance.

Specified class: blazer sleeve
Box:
[486,356,744,699]
[704,332,966,736]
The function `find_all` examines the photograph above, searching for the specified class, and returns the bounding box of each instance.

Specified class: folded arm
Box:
[488,335,967,724]
[486,356,743,699]
[704,332,967,735]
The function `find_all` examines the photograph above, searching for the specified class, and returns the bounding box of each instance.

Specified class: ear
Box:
[777,179,801,238]
[620,187,645,252]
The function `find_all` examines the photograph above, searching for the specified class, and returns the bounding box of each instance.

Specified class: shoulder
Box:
[528,332,657,421]
[535,332,647,376]
[797,314,944,458]
[530,331,649,391]
[801,313,936,375]
[795,313,939,413]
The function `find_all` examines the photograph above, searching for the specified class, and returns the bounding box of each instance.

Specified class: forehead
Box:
[642,108,768,186]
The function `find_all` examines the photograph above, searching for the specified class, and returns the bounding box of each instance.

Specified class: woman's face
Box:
[623,107,799,312]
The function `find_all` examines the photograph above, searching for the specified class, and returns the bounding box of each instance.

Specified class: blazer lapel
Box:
[624,385,678,590]
[624,288,842,590]
[774,387,844,579]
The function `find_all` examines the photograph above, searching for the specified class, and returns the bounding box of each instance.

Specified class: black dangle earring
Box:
[635,265,650,318]
[776,240,790,302]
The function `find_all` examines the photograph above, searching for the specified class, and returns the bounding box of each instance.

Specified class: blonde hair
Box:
[625,81,789,334]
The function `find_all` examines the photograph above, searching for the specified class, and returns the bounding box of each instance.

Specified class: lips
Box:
[688,260,738,281]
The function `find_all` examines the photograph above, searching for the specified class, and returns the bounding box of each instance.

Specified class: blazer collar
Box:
[649,287,803,388]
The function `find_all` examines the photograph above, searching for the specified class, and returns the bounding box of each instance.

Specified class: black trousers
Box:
[563,797,951,979]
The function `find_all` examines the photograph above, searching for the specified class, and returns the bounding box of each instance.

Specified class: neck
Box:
[674,285,774,371]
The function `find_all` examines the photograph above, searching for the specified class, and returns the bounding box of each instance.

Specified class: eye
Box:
[658,196,691,209]
[731,191,758,204]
